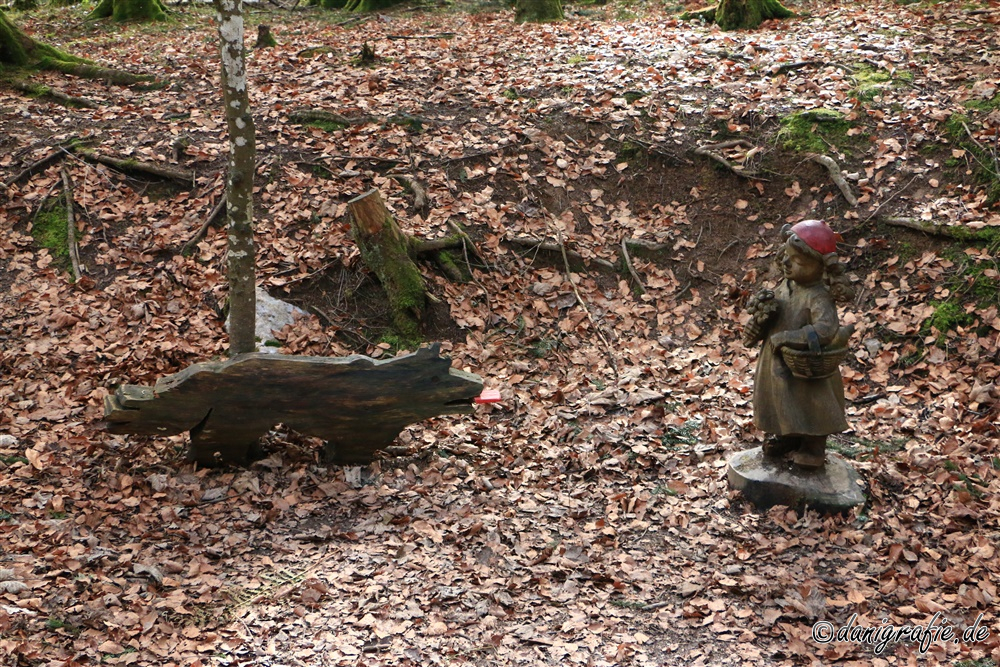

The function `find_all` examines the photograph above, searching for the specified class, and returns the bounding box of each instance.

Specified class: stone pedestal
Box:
[727,446,865,514]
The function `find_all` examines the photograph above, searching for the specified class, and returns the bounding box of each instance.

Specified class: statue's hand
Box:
[769,331,791,349]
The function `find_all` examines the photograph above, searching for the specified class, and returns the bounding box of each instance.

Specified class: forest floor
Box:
[1,0,999,665]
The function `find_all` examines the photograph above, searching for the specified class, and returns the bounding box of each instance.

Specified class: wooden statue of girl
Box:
[742,220,855,470]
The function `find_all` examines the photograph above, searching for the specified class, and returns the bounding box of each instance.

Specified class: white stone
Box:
[226,287,307,353]
[0,434,18,447]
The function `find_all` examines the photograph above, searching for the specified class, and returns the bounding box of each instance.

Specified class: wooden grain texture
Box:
[103,345,483,465]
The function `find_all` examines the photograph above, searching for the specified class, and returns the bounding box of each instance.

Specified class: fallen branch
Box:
[509,236,616,270]
[60,166,82,283]
[447,220,485,265]
[181,195,226,256]
[73,148,195,185]
[809,153,857,206]
[620,236,645,295]
[410,235,467,254]
[623,238,668,253]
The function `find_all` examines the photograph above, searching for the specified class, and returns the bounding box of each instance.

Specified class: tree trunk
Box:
[88,0,168,21]
[515,0,564,23]
[214,0,257,356]
[349,189,426,345]
[681,0,792,30]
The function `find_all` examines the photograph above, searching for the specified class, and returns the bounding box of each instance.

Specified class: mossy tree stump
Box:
[515,0,564,23]
[681,0,792,30]
[87,0,168,22]
[349,189,427,345]
[0,11,150,84]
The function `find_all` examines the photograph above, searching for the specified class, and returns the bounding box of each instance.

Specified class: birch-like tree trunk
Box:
[214,0,257,356]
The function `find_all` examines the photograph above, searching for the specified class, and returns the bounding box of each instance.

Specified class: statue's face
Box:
[781,243,824,284]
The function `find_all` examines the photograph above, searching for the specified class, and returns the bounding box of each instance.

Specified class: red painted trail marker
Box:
[474,388,502,404]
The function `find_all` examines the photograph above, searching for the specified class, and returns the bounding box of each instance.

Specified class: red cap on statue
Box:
[790,219,842,256]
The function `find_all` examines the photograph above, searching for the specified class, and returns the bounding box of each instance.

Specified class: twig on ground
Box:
[554,227,618,377]
[692,143,765,180]
[809,154,857,206]
[60,166,82,283]
[509,236,615,269]
[850,174,919,230]
[386,32,455,40]
[3,148,65,189]
[718,239,740,259]
[771,60,820,76]
[620,236,645,295]
[623,238,668,253]
[181,194,226,255]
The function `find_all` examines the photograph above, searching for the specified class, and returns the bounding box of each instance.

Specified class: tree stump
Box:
[349,189,426,344]
[102,345,484,466]
[255,25,277,49]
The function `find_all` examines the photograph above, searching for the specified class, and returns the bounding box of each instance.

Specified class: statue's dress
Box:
[753,279,848,436]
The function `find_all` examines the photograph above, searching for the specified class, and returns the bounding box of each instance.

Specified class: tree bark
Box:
[88,0,168,22]
[349,189,426,345]
[515,0,564,23]
[214,0,257,356]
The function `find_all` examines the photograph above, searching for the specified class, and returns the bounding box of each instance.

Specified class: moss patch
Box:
[850,64,912,103]
[31,201,70,267]
[920,300,974,344]
[777,109,854,153]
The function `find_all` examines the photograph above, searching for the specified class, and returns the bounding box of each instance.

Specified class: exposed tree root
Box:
[692,140,764,180]
[509,236,616,270]
[620,236,645,295]
[772,60,820,76]
[809,153,857,206]
[391,174,429,217]
[73,148,195,184]
[9,81,98,108]
[883,217,994,240]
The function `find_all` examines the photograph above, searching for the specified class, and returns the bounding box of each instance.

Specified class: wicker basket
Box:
[780,346,849,380]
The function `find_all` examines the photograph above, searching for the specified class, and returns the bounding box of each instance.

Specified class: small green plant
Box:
[0,510,13,521]
[660,419,700,447]
[850,64,913,103]
[503,87,519,100]
[567,54,585,65]
[305,119,347,133]
[531,338,559,358]
[1,454,29,465]
[622,90,646,104]
[954,659,997,667]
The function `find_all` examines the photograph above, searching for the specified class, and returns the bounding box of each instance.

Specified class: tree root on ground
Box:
[692,140,766,180]
[60,166,83,283]
[809,153,857,206]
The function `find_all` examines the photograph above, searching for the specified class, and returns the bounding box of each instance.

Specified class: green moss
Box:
[567,55,585,65]
[850,64,912,103]
[920,301,974,343]
[32,201,70,265]
[777,109,854,153]
[623,90,646,104]
[503,87,520,100]
[515,0,564,22]
[963,93,1000,113]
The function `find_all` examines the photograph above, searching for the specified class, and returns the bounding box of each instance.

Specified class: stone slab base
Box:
[727,446,865,514]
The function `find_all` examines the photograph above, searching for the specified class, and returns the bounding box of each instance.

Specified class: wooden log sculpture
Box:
[102,344,483,466]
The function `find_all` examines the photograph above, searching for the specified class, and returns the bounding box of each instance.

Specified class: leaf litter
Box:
[0,1,999,665]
